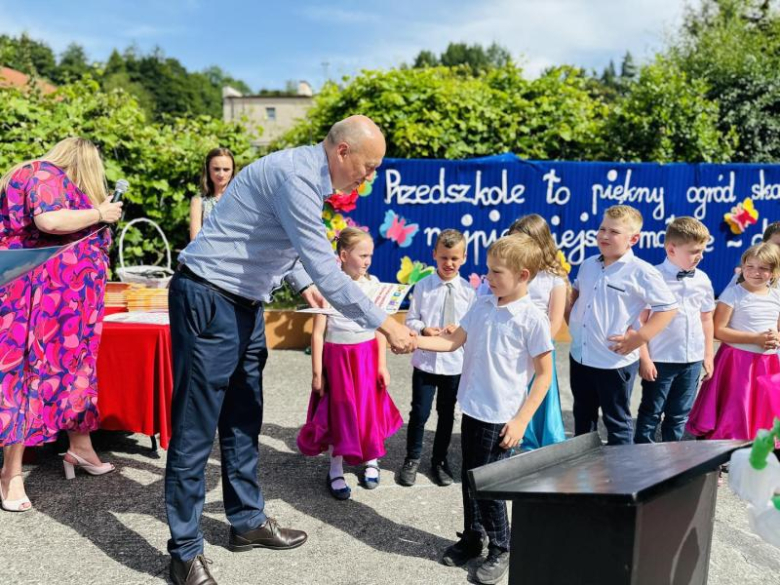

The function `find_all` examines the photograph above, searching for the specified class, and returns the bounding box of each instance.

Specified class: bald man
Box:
[165,116,417,585]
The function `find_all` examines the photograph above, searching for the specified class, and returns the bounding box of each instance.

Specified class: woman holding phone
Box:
[0,137,123,512]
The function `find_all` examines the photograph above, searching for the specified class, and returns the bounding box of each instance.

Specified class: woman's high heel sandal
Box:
[62,451,115,480]
[0,474,32,512]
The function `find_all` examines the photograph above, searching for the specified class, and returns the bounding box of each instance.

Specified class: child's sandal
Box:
[360,464,381,490]
[326,473,351,500]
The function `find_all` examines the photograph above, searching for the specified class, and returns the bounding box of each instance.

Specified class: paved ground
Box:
[1,344,779,584]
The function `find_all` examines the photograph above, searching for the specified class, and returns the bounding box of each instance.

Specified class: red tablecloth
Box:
[97,321,173,448]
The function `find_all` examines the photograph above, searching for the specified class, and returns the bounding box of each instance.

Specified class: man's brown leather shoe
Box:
[170,554,217,585]
[228,517,308,552]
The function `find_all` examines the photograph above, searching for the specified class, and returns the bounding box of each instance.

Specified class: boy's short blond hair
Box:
[665,216,710,246]
[603,205,643,233]
[487,234,543,279]
[435,229,466,250]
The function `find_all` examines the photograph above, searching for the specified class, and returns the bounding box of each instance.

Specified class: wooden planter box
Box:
[264,309,571,350]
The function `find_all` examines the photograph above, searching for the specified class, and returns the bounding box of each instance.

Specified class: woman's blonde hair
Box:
[0,137,107,207]
[739,242,780,287]
[336,226,373,254]
[508,214,568,279]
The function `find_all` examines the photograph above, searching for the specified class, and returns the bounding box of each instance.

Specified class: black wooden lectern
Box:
[468,433,749,585]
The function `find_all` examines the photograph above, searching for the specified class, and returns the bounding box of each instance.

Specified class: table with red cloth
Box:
[96,320,174,449]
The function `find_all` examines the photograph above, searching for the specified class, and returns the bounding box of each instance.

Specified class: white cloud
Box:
[323,0,698,79]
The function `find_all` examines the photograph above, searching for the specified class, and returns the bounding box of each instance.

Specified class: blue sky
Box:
[1,0,694,92]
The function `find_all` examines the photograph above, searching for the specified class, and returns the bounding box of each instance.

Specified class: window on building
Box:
[266,107,277,121]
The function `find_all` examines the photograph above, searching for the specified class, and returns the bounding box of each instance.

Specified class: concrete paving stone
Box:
[0,344,778,584]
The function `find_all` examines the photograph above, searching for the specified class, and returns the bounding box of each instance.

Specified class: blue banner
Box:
[345,154,780,294]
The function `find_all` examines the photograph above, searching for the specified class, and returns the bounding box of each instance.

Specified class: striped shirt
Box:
[179,143,387,329]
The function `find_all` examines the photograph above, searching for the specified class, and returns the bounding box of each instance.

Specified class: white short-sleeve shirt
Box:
[647,259,716,363]
[458,295,554,424]
[528,270,567,317]
[718,283,780,354]
[569,250,678,369]
[407,273,476,375]
[325,275,379,344]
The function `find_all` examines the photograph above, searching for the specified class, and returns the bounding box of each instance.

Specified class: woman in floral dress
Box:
[0,138,123,512]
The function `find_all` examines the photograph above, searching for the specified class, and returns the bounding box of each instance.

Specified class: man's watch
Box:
[298,283,314,295]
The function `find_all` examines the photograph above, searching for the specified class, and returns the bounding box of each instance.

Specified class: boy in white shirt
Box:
[634,217,715,443]
[566,205,678,445]
[400,229,476,487]
[416,233,554,585]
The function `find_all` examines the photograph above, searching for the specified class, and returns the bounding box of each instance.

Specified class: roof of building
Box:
[0,66,57,95]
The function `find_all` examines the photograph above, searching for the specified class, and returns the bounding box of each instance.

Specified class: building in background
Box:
[0,66,57,94]
[223,81,314,147]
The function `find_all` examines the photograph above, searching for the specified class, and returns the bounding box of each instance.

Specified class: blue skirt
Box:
[520,347,566,451]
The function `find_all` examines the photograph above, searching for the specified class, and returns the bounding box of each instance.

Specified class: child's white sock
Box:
[364,459,379,480]
[329,454,347,490]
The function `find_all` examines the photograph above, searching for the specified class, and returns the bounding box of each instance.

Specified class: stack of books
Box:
[125,287,169,312]
[105,282,132,311]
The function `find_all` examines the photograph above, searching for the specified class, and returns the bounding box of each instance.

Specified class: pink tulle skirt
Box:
[686,344,780,440]
[297,339,402,465]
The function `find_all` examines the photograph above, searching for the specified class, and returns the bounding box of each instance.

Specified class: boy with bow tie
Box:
[634,217,716,443]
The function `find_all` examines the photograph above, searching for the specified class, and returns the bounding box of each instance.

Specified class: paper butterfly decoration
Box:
[380,210,419,248]
[724,198,759,235]
[397,256,435,285]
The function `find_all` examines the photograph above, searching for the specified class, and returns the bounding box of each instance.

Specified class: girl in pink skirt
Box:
[297,227,402,500]
[687,242,780,441]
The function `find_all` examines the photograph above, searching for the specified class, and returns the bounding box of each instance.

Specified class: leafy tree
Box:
[54,43,90,83]
[670,0,780,161]
[619,52,637,81]
[412,49,438,68]
[0,78,256,267]
[276,64,607,160]
[0,33,57,79]
[410,42,512,74]
[601,60,618,88]
[602,57,736,162]
[203,65,252,95]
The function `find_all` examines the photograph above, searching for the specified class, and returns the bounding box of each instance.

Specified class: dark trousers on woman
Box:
[165,271,269,562]
[460,414,511,552]
[405,368,459,464]
[570,356,639,445]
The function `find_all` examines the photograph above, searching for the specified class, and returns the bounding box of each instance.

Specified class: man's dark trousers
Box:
[165,271,269,561]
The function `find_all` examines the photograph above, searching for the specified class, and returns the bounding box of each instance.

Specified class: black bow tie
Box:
[677,270,695,281]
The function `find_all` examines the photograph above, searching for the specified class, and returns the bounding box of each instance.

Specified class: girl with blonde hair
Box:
[297,227,402,499]
[506,214,567,449]
[687,242,780,441]
[0,138,123,512]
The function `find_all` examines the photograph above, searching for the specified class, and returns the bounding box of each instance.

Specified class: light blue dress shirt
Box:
[179,143,387,330]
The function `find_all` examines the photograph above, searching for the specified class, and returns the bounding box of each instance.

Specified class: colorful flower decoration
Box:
[557,250,572,274]
[724,197,759,235]
[397,256,435,285]
[379,210,419,248]
[325,190,359,213]
[321,204,368,250]
[357,173,377,197]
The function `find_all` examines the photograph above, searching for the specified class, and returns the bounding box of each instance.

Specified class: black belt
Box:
[176,264,262,310]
